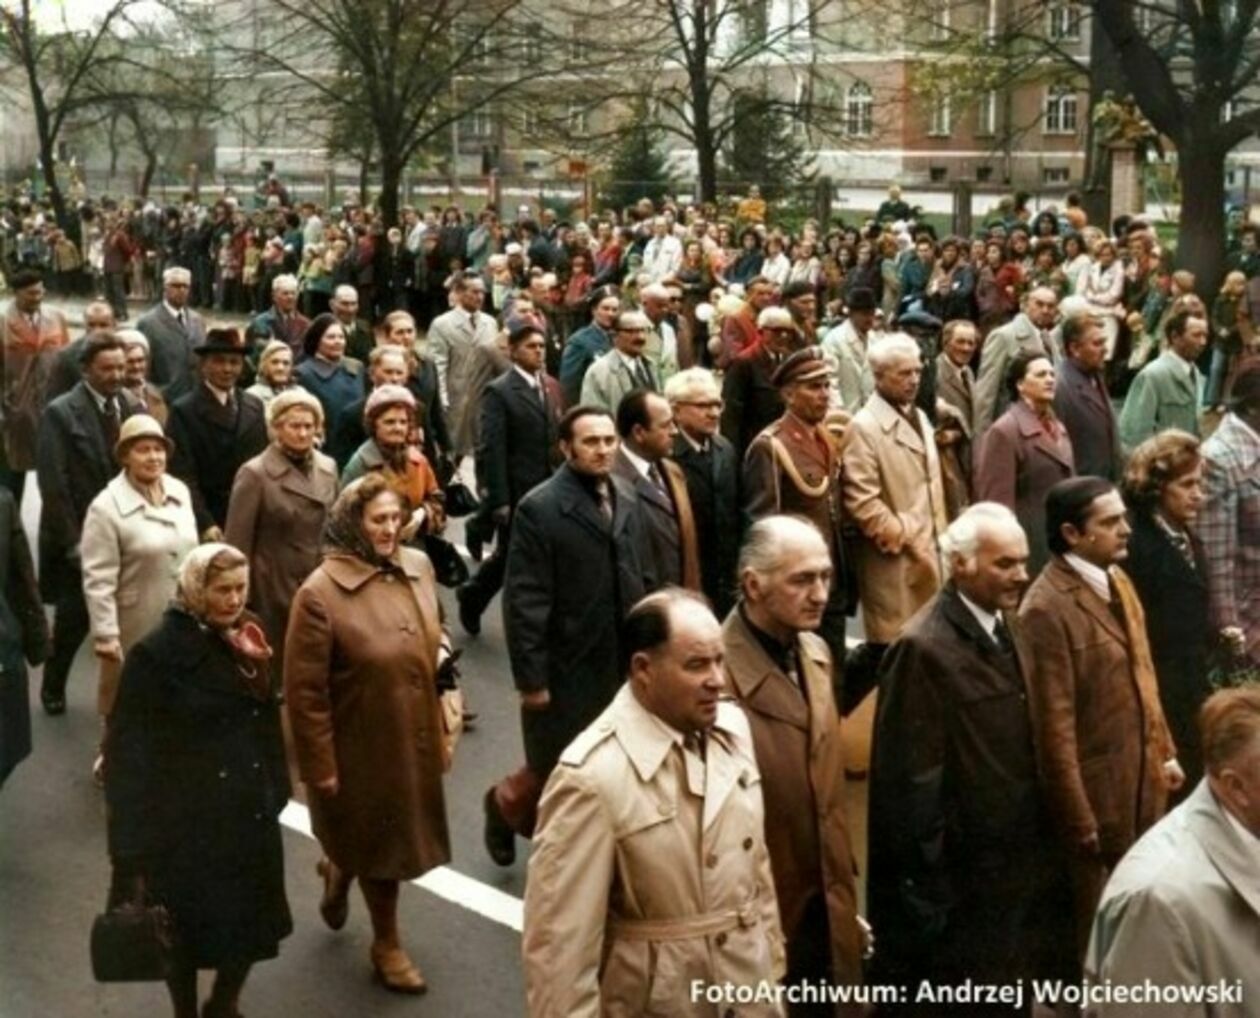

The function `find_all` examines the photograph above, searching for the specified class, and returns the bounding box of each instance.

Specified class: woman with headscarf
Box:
[294,313,364,442]
[285,474,452,993]
[245,339,294,408]
[105,543,291,1018]
[81,414,198,778]
[341,384,444,542]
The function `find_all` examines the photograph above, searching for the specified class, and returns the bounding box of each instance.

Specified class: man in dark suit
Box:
[456,324,562,635]
[665,367,740,615]
[611,390,700,592]
[45,301,116,400]
[870,503,1072,1004]
[165,328,268,539]
[720,306,798,460]
[330,284,375,363]
[135,266,207,401]
[35,333,133,714]
[1054,313,1122,481]
[483,407,657,866]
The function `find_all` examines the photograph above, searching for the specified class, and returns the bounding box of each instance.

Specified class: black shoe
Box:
[483,787,515,867]
[466,529,484,563]
[456,585,481,637]
[41,686,66,716]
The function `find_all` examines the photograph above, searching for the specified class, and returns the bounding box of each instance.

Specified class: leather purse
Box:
[443,480,480,518]
[420,533,470,588]
[90,900,178,983]
[439,687,465,773]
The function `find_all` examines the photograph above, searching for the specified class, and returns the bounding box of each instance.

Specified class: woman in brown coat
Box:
[225,389,338,681]
[284,474,451,994]
[974,351,1076,575]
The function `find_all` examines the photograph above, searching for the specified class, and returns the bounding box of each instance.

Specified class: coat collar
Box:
[864,390,926,454]
[260,443,337,498]
[609,683,740,789]
[1011,399,1074,470]
[321,549,422,591]
[1042,555,1127,644]
[106,471,187,516]
[1184,779,1260,919]
[556,463,631,539]
[722,608,809,731]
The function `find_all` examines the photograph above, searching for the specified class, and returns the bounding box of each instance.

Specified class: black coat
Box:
[45,336,86,402]
[0,488,48,786]
[503,464,656,774]
[868,586,1071,987]
[478,368,562,511]
[35,383,134,600]
[105,609,292,966]
[166,384,268,531]
[720,346,784,460]
[672,432,740,616]
[1124,511,1213,788]
[1053,357,1122,482]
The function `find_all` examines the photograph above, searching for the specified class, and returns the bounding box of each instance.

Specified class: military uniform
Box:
[523,684,786,1018]
[742,349,850,684]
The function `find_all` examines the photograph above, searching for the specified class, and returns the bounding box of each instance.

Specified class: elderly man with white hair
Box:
[136,266,207,399]
[868,501,1072,997]
[638,281,679,382]
[116,330,168,425]
[665,367,740,614]
[841,332,948,661]
[640,216,682,282]
[329,284,374,362]
[245,272,310,359]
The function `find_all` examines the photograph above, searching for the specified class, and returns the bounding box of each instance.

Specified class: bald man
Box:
[973,285,1062,433]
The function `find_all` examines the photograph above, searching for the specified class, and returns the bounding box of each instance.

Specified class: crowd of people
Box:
[1,176,1259,1017]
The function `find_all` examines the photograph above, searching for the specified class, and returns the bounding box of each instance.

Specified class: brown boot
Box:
[316,858,350,931]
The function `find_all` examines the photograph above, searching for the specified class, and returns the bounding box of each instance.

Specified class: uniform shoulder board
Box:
[558,717,617,767]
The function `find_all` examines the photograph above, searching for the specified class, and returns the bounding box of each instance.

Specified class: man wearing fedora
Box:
[35,332,133,714]
[166,328,268,541]
[820,287,881,414]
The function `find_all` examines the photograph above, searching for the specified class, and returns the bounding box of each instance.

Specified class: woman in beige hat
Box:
[80,414,199,777]
[245,338,295,407]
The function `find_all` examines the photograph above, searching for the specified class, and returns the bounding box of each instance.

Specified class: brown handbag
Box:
[90,900,178,982]
[439,687,464,773]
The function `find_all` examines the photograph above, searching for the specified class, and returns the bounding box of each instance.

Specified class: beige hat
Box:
[114,413,173,461]
[266,387,324,429]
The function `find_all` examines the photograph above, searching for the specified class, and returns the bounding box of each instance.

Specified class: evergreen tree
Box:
[600,110,673,210]
[722,89,813,203]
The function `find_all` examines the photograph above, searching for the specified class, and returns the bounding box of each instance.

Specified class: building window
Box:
[567,102,588,135]
[787,0,813,48]
[976,165,993,182]
[930,0,951,41]
[930,166,948,182]
[463,108,493,138]
[929,95,952,137]
[1043,166,1071,184]
[793,80,811,136]
[1134,4,1154,32]
[523,23,542,64]
[977,89,997,136]
[740,0,769,43]
[1043,86,1078,134]
[522,108,541,138]
[845,82,873,137]
[1046,3,1082,41]
[568,22,584,61]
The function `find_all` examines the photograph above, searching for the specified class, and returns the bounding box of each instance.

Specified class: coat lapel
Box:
[1184,780,1260,920]
[722,611,810,732]
[1014,401,1074,471]
[1048,558,1127,644]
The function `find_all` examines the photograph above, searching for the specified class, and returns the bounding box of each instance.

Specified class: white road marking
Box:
[279,800,525,932]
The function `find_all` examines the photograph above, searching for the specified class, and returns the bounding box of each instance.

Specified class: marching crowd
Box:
[1,178,1259,1018]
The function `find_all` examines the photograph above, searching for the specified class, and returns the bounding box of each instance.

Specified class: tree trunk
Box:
[1176,141,1227,296]
[379,155,402,228]
[38,139,69,232]
[139,151,158,198]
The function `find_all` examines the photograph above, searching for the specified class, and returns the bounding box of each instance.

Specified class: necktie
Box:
[103,397,120,449]
[647,463,666,494]
[961,366,973,398]
[683,730,707,762]
[177,309,186,330]
[596,481,613,523]
[634,359,653,390]
[1039,330,1052,358]
[1106,575,1127,630]
[992,617,1014,655]
[535,378,546,409]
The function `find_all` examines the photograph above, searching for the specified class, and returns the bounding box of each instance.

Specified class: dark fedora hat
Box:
[194,327,250,357]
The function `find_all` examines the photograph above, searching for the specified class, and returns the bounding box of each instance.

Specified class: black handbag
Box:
[443,481,480,518]
[421,533,470,588]
[90,901,178,983]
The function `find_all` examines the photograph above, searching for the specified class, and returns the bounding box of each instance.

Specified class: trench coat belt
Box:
[608,898,761,942]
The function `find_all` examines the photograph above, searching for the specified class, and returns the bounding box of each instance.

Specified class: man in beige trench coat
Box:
[523,588,786,1018]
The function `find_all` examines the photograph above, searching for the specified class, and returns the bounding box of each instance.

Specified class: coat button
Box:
[737,771,749,788]
[657,801,671,816]
[253,762,261,771]
[742,837,753,851]
[715,932,728,947]
[218,769,227,779]
[705,852,718,868]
